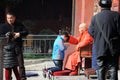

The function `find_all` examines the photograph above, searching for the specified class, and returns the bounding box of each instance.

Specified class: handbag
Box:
[95,15,120,56]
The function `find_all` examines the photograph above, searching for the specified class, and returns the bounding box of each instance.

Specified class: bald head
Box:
[79,23,87,34]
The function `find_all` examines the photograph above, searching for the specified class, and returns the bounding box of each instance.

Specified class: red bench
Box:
[51,70,71,80]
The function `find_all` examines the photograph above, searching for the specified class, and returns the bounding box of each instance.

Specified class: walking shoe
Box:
[42,68,47,78]
[48,71,52,80]
[106,71,110,79]
[10,77,12,80]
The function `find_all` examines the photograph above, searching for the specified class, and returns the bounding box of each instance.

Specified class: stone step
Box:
[24,59,51,65]
[24,60,54,71]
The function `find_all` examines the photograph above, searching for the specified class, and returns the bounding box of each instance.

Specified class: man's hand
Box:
[14,32,20,39]
[64,43,70,47]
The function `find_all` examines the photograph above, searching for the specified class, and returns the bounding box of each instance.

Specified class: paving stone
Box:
[2,59,120,80]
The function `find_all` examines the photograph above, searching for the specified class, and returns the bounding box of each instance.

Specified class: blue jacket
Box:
[52,35,67,60]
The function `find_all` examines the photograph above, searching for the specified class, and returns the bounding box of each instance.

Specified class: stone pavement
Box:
[3,59,120,80]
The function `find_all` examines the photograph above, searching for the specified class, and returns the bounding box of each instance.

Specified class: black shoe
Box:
[42,69,47,78]
[48,72,52,80]
[10,77,12,80]
[106,73,110,79]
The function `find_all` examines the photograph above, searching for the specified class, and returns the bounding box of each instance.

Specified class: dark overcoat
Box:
[88,8,120,58]
[0,21,28,68]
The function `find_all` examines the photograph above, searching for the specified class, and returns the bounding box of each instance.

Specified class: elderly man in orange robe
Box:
[65,23,93,75]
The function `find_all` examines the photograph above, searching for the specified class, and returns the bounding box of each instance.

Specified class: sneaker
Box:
[48,72,52,80]
[10,77,12,80]
[106,72,110,79]
[42,69,47,78]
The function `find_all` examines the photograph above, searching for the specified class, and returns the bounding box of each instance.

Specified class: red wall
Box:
[74,0,94,37]
[64,0,94,67]
[112,0,119,11]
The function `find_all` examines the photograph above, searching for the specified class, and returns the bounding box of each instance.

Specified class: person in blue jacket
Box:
[43,31,70,79]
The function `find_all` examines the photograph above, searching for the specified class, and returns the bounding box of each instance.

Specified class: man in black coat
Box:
[0,11,28,80]
[88,0,120,80]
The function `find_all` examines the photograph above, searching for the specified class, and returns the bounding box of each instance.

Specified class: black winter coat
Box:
[0,21,28,68]
[3,42,18,68]
[0,21,28,47]
[88,8,120,58]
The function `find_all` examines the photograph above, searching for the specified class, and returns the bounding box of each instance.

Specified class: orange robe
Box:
[65,30,93,70]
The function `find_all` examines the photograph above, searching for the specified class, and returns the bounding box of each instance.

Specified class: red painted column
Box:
[74,0,82,37]
[74,0,94,37]
[64,0,94,68]
[112,0,119,11]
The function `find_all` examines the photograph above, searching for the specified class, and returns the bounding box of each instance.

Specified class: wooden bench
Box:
[78,55,92,75]
[84,68,96,79]
[51,70,71,80]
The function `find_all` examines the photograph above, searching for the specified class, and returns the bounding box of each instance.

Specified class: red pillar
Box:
[64,0,94,67]
[65,0,94,53]
[74,0,94,37]
[112,0,119,11]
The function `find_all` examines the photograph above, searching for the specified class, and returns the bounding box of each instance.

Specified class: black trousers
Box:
[96,54,119,80]
[15,46,26,80]
[48,60,63,73]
